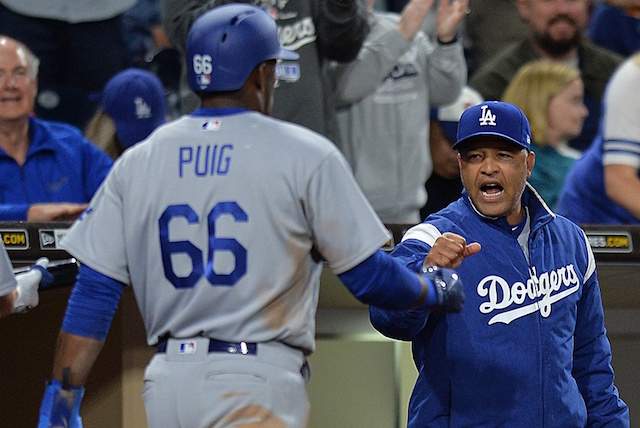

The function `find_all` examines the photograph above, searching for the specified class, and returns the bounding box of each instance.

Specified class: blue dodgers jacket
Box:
[0,117,113,220]
[370,184,629,427]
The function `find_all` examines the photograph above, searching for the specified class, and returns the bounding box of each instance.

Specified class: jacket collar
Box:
[26,116,58,156]
[0,116,56,160]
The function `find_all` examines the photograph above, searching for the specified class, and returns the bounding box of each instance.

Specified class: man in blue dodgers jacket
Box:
[370,101,629,427]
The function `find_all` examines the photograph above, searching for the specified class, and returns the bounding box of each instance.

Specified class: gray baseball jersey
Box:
[0,241,17,296]
[61,109,390,354]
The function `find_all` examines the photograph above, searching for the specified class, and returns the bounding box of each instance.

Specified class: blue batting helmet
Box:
[186,4,299,92]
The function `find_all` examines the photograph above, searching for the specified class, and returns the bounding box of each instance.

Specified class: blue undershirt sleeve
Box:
[61,265,126,340]
[338,249,437,309]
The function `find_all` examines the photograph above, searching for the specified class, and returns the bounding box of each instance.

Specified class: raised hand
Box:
[423,232,481,269]
[397,0,437,41]
[436,0,469,43]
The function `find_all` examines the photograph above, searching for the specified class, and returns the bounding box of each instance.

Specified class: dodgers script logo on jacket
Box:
[477,264,580,325]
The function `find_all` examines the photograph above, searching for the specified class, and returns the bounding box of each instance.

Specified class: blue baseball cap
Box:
[102,68,168,148]
[431,86,484,143]
[453,101,531,151]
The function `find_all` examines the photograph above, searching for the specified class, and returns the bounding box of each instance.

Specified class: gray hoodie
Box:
[326,10,466,223]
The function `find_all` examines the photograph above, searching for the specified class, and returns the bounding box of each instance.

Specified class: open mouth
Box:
[481,183,503,198]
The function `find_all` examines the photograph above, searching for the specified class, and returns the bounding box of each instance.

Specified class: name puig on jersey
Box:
[477,264,580,321]
[179,144,233,177]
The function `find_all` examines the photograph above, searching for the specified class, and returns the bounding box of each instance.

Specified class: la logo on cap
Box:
[478,105,496,126]
[134,97,152,120]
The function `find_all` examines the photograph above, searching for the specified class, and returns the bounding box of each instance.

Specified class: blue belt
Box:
[156,338,257,355]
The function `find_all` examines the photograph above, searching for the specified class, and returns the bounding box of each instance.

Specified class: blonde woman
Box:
[85,68,167,160]
[502,60,588,209]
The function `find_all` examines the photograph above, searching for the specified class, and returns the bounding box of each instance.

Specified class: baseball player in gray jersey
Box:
[37,4,465,427]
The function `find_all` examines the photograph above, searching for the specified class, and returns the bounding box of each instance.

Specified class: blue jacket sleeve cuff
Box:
[0,204,30,221]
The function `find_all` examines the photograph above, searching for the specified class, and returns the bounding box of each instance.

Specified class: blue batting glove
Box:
[420,265,465,313]
[38,379,84,428]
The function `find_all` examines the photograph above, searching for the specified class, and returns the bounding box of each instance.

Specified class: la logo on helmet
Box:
[479,105,497,126]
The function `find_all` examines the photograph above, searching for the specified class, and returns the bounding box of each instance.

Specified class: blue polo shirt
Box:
[0,117,113,220]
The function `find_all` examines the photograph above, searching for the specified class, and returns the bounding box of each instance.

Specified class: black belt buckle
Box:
[156,338,257,355]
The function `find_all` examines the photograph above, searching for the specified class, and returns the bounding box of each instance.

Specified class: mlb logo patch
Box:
[202,119,221,131]
[179,341,197,354]
[197,74,211,87]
